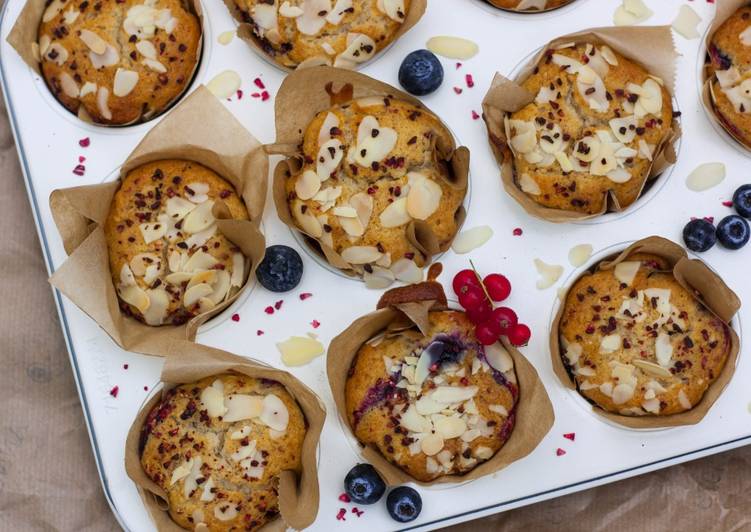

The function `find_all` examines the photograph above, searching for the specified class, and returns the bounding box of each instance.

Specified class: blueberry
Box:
[682,219,716,252]
[717,215,750,250]
[255,245,303,292]
[398,50,443,96]
[733,184,751,218]
[386,486,422,523]
[344,464,386,505]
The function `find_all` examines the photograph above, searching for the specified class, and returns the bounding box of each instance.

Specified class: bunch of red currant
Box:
[452,267,531,347]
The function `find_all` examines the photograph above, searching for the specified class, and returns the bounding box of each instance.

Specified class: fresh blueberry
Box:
[344,464,386,505]
[716,215,750,250]
[255,245,303,292]
[386,486,422,523]
[682,219,717,253]
[733,184,751,218]
[398,50,443,96]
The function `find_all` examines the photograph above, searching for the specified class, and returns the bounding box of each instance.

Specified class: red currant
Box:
[508,323,531,347]
[453,269,481,296]
[475,321,501,345]
[466,300,493,325]
[458,285,485,310]
[492,307,518,335]
[483,273,511,302]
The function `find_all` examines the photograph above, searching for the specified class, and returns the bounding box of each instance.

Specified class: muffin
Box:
[233,0,410,69]
[507,42,674,215]
[104,160,249,326]
[284,95,466,280]
[36,0,200,125]
[707,4,751,148]
[139,373,306,531]
[345,310,518,482]
[559,253,732,417]
[487,0,575,11]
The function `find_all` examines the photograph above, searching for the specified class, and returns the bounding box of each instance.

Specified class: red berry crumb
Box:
[456,62,462,69]
[78,137,90,147]
[109,385,119,398]
[471,110,480,120]
[513,227,523,236]
[123,364,129,370]
[274,300,283,310]
[254,77,265,89]
[231,313,240,322]
[352,508,364,517]
[336,508,347,521]
[72,164,86,176]
[722,200,733,207]
[300,292,313,300]
[338,493,351,503]
[563,432,576,441]
[311,319,321,328]
[257,330,264,336]
[556,448,566,456]
[79,156,86,163]
[264,306,274,315]
[465,74,475,88]
[236,89,243,100]
[251,92,261,98]
[704,216,714,223]
[453,87,463,94]
[261,90,270,101]
[144,386,148,391]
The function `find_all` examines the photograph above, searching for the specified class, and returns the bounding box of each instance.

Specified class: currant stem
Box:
[468,260,493,304]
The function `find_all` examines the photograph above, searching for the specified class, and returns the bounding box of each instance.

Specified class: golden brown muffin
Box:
[36,0,200,125]
[140,373,306,531]
[708,5,751,148]
[345,310,518,482]
[285,96,466,282]
[487,0,574,11]
[233,0,409,69]
[559,253,731,417]
[104,160,249,326]
[508,42,674,215]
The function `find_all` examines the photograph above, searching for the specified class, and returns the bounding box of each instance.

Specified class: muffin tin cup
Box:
[221,0,426,74]
[472,0,589,19]
[481,25,681,223]
[549,235,741,430]
[124,341,326,531]
[270,66,470,284]
[697,0,751,159]
[47,86,268,357]
[7,0,207,128]
[326,276,555,487]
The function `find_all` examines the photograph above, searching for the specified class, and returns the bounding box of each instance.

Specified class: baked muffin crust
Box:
[708,5,751,148]
[140,374,306,531]
[104,160,249,326]
[559,253,731,417]
[234,0,410,69]
[37,0,200,124]
[508,42,674,214]
[345,310,517,482]
[285,95,466,281]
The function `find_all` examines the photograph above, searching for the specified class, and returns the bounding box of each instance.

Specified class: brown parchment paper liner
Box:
[326,267,554,486]
[485,0,579,14]
[550,236,741,429]
[270,66,469,276]
[47,86,267,357]
[7,0,204,126]
[222,0,425,73]
[124,341,325,531]
[482,25,681,223]
[701,0,751,152]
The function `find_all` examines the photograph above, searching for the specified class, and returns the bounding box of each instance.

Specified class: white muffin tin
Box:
[1,0,749,530]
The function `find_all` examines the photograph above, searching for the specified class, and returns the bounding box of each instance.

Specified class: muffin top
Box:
[104,160,249,327]
[284,95,466,282]
[233,0,410,69]
[140,373,307,531]
[708,4,751,148]
[345,310,518,482]
[508,42,673,214]
[37,0,200,124]
[559,253,731,417]
[488,0,574,11]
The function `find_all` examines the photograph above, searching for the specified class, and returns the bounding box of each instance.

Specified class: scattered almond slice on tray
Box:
[207,70,242,99]
[568,244,592,267]
[426,36,479,60]
[534,259,563,289]
[218,30,235,45]
[672,5,701,40]
[277,336,324,366]
[613,0,653,26]
[686,163,725,192]
[452,226,493,254]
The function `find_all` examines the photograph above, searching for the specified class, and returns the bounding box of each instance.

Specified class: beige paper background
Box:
[482,26,680,222]
[271,66,469,276]
[550,236,741,429]
[123,342,325,531]
[327,277,555,486]
[48,86,268,357]
[221,0,426,72]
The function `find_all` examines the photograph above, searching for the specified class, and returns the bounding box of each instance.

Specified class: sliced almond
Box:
[611,383,634,404]
[142,288,169,325]
[296,0,329,35]
[187,270,217,289]
[672,4,701,40]
[431,386,478,404]
[46,43,68,66]
[340,246,381,264]
[614,261,640,286]
[223,394,263,422]
[184,283,213,308]
[214,504,238,522]
[277,336,324,366]
[119,285,150,313]
[354,116,397,167]
[568,244,592,267]
[406,174,442,220]
[426,35,479,60]
[452,226,493,254]
[79,81,97,98]
[59,72,79,98]
[280,1,304,17]
[518,173,541,195]
[632,359,672,378]
[182,200,215,234]
[420,433,444,456]
[655,332,673,367]
[379,197,411,228]
[113,68,139,97]
[230,253,244,287]
[200,380,227,417]
[97,87,112,120]
[391,258,422,283]
[135,39,157,60]
[79,29,107,54]
[434,416,466,440]
[678,389,692,410]
[166,196,196,220]
[129,253,161,277]
[208,270,231,304]
[142,58,167,73]
[363,266,395,289]
[206,70,240,99]
[334,33,376,67]
[534,258,563,289]
[295,170,321,200]
[120,264,136,286]
[327,0,353,24]
[686,162,725,192]
[42,0,64,22]
[317,139,344,180]
[183,250,217,272]
[89,44,119,69]
[485,343,514,373]
[599,333,621,353]
[138,220,166,243]
[292,202,323,238]
[259,394,289,432]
